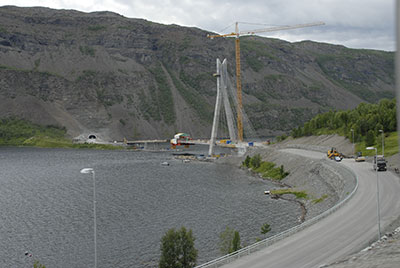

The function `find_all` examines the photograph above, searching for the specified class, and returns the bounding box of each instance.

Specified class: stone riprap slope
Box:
[243,146,356,220]
[219,135,357,220]
[257,135,400,267]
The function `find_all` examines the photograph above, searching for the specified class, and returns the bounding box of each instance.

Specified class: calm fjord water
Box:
[0,147,301,267]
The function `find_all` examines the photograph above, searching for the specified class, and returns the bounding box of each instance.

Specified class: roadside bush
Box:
[232,231,241,252]
[276,134,288,142]
[250,154,262,168]
[219,227,241,255]
[243,155,251,168]
[34,261,46,268]
[261,223,271,235]
[159,227,197,268]
[270,188,308,199]
[243,155,290,180]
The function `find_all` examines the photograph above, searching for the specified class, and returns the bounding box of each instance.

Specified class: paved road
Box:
[221,149,400,268]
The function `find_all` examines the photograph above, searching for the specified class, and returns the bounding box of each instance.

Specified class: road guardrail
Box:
[195,160,359,268]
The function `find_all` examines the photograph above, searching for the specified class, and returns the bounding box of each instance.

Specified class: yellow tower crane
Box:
[207,21,324,142]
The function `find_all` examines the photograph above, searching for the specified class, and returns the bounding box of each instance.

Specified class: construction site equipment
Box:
[355,152,366,162]
[327,147,343,160]
[170,133,193,146]
[207,21,324,142]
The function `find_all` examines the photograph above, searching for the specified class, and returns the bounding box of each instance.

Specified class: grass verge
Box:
[270,188,309,199]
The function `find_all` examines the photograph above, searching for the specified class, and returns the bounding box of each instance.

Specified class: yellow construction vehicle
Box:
[327,147,343,160]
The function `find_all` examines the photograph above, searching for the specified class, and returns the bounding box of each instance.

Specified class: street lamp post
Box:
[80,168,97,268]
[351,128,354,155]
[366,147,381,240]
[379,130,384,156]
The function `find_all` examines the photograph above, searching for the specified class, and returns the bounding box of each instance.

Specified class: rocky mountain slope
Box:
[0,6,395,140]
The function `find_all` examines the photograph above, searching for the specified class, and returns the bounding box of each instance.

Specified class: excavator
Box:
[327,147,343,161]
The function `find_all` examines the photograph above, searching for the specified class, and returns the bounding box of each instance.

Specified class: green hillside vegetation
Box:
[0,118,120,149]
[290,98,398,156]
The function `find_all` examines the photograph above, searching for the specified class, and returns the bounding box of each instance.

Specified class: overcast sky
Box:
[0,0,395,51]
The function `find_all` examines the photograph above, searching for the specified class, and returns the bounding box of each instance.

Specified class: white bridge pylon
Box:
[209,58,237,156]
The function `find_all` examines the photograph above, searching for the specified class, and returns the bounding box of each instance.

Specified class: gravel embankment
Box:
[219,135,357,219]
[242,146,356,220]
[220,134,400,267]
[278,135,400,268]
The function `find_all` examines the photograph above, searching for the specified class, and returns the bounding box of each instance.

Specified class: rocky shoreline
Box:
[218,135,357,221]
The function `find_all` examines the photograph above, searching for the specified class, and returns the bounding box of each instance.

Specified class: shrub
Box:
[270,189,308,199]
[243,155,251,167]
[276,134,288,142]
[219,227,234,255]
[261,223,271,235]
[232,231,241,252]
[34,261,46,268]
[250,154,262,168]
[244,155,290,180]
[219,227,241,255]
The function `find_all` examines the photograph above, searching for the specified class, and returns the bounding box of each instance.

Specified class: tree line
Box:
[290,98,396,146]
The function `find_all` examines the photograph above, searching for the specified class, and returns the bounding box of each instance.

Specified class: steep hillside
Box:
[0,6,394,140]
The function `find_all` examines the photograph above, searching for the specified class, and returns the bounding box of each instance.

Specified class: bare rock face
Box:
[0,6,395,141]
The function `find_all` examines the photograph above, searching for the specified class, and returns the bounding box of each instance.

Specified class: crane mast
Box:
[234,22,244,142]
[208,21,324,142]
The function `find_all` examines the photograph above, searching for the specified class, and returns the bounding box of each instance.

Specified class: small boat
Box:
[161,162,170,166]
